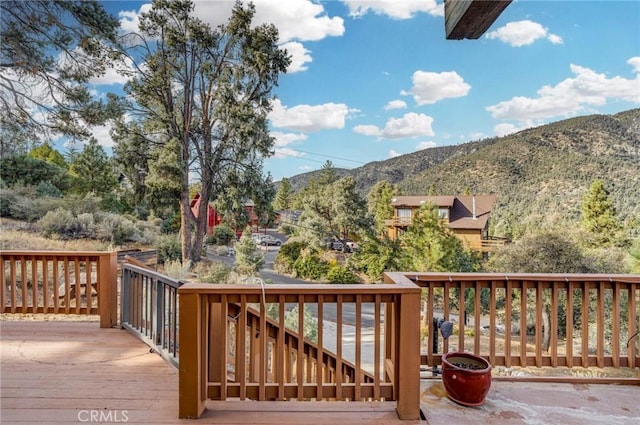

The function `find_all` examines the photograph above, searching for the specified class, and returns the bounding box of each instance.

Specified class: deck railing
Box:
[121,263,182,366]
[0,250,117,327]
[178,279,422,420]
[387,272,640,382]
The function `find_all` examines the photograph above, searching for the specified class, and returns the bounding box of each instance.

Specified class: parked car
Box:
[344,241,358,253]
[257,235,282,246]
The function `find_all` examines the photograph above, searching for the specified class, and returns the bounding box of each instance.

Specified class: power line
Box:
[274,149,354,169]
[290,149,367,165]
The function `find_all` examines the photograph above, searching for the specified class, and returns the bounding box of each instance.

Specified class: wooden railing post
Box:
[395,288,421,420]
[179,291,206,418]
[98,252,118,328]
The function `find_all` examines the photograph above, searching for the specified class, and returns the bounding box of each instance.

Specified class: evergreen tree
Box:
[28,143,67,169]
[273,178,293,211]
[366,180,397,235]
[399,203,478,272]
[580,179,622,246]
[121,0,289,263]
[235,230,265,277]
[1,0,123,144]
[68,137,116,196]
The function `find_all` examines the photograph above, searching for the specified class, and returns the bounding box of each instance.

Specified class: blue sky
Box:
[91,0,640,181]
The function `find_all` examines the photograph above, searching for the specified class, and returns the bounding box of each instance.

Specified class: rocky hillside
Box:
[287,109,640,238]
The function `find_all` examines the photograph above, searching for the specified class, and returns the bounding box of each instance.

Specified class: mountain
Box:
[286,109,640,238]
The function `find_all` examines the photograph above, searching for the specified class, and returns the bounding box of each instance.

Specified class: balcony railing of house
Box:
[3,250,639,421]
[0,250,117,328]
[177,281,422,420]
[387,272,640,383]
[384,217,413,227]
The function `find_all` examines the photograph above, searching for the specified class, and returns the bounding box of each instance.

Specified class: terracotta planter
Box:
[441,352,492,406]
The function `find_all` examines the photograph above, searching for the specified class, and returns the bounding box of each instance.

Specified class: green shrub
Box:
[0,189,16,217]
[327,265,358,284]
[156,234,182,264]
[94,212,136,245]
[275,241,307,274]
[163,259,191,280]
[196,261,233,284]
[293,254,329,280]
[160,212,181,234]
[65,193,103,215]
[8,195,66,222]
[37,208,94,239]
[209,224,236,245]
[36,181,62,198]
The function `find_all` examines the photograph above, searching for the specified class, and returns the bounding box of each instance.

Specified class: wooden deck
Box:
[1,320,639,424]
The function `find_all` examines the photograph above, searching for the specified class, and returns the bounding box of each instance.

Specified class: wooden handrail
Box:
[178,281,421,420]
[0,250,117,327]
[386,272,640,382]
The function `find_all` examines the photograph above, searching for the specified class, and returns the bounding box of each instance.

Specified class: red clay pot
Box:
[441,351,492,406]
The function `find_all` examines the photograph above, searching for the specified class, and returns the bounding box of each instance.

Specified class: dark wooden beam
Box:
[445,0,512,40]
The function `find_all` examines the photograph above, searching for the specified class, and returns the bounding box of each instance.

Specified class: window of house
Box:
[438,208,449,220]
[397,208,412,223]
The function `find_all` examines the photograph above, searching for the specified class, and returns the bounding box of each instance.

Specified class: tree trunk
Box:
[542,307,551,352]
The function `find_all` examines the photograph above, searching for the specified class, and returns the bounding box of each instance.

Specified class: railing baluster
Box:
[355,295,362,401]
[581,281,589,368]
[474,280,481,355]
[374,294,381,400]
[597,281,605,368]
[30,255,37,313]
[335,295,343,400]
[535,281,543,367]
[550,281,559,368]
[459,280,466,351]
[42,256,49,311]
[628,283,638,367]
[297,296,305,400]
[259,294,267,401]
[316,295,324,401]
[277,295,285,400]
[505,277,512,367]
[20,258,27,313]
[238,294,247,399]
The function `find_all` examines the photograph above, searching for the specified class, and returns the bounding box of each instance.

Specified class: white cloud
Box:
[354,112,435,139]
[493,122,532,137]
[353,124,382,136]
[269,99,353,132]
[119,1,343,73]
[485,20,563,47]
[89,56,135,86]
[90,124,116,148]
[416,141,436,150]
[273,147,306,159]
[388,149,403,158]
[280,42,312,73]
[271,131,307,147]
[401,71,470,105]
[249,0,345,43]
[628,56,640,73]
[486,61,640,122]
[118,4,152,33]
[384,100,407,110]
[344,0,444,19]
